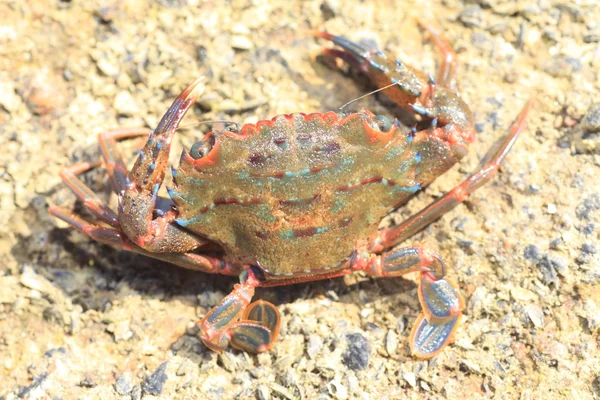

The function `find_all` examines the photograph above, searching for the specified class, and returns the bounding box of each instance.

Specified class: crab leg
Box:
[199,268,281,353]
[49,204,127,245]
[416,18,458,89]
[353,246,464,358]
[98,128,152,194]
[52,128,150,228]
[55,161,120,227]
[370,99,533,252]
[49,205,236,273]
[117,78,208,253]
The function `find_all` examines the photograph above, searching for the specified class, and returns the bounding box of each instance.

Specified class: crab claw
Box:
[409,272,464,358]
[198,279,281,353]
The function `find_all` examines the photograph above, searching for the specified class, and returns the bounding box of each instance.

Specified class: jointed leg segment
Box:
[351,245,464,358]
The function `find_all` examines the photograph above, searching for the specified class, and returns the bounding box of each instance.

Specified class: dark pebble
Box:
[143,361,169,396]
[320,1,336,20]
[543,56,582,78]
[549,238,563,250]
[342,333,369,371]
[115,373,133,395]
[556,135,571,148]
[582,104,600,133]
[44,347,67,358]
[78,377,97,388]
[457,239,475,255]
[524,245,540,261]
[592,376,600,396]
[17,372,48,398]
[459,5,482,28]
[582,243,597,254]
[584,33,599,43]
[43,307,64,325]
[131,384,142,400]
[581,223,595,236]
[51,269,80,294]
[536,255,558,285]
[576,194,600,220]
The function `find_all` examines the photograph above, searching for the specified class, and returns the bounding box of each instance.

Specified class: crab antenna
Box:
[338,81,401,112]
[176,120,241,132]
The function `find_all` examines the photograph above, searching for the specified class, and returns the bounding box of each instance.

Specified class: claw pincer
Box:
[199,269,281,353]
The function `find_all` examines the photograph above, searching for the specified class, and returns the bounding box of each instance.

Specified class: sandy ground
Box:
[1,0,600,399]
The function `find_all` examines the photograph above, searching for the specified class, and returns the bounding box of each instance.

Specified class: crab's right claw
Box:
[198,282,281,353]
[410,273,464,358]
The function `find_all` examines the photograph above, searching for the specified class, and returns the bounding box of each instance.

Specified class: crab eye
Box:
[374,115,393,132]
[190,136,215,159]
[223,123,239,134]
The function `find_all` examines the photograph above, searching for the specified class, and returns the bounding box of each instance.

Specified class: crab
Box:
[49,23,531,358]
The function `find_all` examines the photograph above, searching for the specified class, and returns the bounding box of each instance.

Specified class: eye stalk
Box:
[374,115,393,132]
[222,123,240,134]
[190,135,216,159]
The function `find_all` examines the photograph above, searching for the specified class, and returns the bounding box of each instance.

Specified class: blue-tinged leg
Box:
[354,245,464,359]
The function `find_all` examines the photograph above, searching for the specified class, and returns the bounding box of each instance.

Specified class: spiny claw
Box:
[410,273,464,358]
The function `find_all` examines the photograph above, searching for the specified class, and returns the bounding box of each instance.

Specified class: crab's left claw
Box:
[410,273,465,358]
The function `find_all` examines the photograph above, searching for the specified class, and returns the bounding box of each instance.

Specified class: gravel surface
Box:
[1,0,599,399]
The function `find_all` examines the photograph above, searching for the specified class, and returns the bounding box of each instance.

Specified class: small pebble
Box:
[542,56,582,78]
[385,329,399,356]
[78,377,97,388]
[113,91,140,116]
[219,351,241,372]
[546,203,557,214]
[114,373,133,395]
[230,35,253,51]
[576,195,600,220]
[306,334,324,359]
[524,245,540,262]
[526,304,545,328]
[256,384,270,400]
[270,382,295,400]
[327,379,349,400]
[581,104,600,133]
[403,371,417,387]
[130,384,142,400]
[20,265,55,294]
[459,5,482,28]
[142,361,168,396]
[0,81,22,113]
[320,1,337,20]
[176,360,192,376]
[342,333,369,371]
[95,56,120,77]
[582,243,597,254]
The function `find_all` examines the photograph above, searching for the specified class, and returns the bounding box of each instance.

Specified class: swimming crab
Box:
[50,23,531,358]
